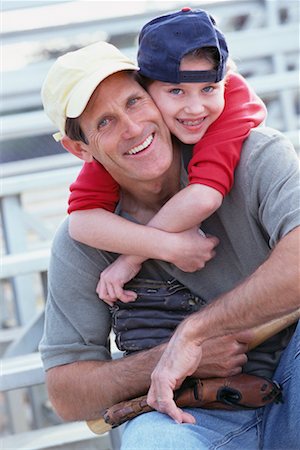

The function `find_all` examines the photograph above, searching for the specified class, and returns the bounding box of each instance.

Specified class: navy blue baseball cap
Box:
[137,7,229,83]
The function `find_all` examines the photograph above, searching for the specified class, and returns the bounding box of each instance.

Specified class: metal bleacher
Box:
[1,0,299,449]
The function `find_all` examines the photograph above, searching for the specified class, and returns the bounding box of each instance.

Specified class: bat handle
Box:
[249,308,300,350]
[104,395,153,427]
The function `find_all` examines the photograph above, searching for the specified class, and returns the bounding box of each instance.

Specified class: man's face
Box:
[79,72,173,185]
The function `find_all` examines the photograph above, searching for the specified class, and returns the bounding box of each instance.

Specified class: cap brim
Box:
[66,62,139,118]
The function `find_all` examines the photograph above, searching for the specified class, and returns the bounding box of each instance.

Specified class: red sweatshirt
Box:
[68,72,266,214]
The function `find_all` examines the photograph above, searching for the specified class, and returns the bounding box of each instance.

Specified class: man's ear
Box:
[61,136,94,162]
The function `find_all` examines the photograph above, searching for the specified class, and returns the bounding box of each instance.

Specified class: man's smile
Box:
[127,133,154,155]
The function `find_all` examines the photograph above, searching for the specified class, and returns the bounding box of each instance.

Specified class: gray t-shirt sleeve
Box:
[39,220,114,371]
[244,128,300,248]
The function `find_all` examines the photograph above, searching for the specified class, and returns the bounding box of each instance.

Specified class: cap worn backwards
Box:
[41,41,139,140]
[137,8,229,84]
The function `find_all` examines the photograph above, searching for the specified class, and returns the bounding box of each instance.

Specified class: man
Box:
[40,41,299,449]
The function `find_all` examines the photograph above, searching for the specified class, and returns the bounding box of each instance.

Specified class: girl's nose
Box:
[183,99,205,115]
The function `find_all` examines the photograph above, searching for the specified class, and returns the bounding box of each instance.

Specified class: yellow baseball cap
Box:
[41,41,139,140]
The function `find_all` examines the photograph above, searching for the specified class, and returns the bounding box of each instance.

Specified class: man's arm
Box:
[42,220,250,423]
[45,345,164,421]
[46,330,253,422]
[147,227,300,423]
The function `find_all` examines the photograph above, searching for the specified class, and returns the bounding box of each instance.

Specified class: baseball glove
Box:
[110,278,206,354]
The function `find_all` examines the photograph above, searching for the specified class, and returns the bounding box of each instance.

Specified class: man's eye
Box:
[169,88,183,95]
[98,118,110,128]
[128,97,139,106]
[202,86,214,93]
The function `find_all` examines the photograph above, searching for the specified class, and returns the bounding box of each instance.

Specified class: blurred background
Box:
[1,1,299,449]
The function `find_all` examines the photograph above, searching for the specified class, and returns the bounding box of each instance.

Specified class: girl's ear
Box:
[61,136,94,162]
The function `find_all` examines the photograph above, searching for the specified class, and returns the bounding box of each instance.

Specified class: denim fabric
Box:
[121,408,263,450]
[262,321,300,450]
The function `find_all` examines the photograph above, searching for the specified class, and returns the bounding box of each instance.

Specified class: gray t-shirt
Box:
[40,127,300,377]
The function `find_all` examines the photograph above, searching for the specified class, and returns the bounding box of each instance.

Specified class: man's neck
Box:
[120,145,182,224]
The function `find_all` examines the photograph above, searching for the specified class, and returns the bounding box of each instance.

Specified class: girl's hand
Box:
[96,255,142,305]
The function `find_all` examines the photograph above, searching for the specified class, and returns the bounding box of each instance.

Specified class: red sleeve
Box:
[188,72,267,196]
[68,159,120,214]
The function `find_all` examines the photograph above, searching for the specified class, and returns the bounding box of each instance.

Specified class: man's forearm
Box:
[46,344,165,422]
[185,227,300,344]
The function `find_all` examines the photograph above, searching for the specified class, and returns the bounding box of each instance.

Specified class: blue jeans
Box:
[121,322,299,450]
[262,321,300,450]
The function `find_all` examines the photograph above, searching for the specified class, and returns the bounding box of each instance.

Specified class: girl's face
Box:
[147,56,226,144]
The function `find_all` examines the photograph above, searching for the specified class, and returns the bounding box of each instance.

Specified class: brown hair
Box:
[186,47,219,69]
[186,46,236,72]
[65,116,89,144]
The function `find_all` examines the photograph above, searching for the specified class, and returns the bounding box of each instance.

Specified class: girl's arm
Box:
[70,72,266,244]
[69,208,218,271]
[68,161,220,267]
[68,159,119,214]
[69,73,266,301]
[188,72,267,194]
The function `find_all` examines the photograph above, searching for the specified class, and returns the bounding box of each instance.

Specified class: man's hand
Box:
[147,333,203,424]
[193,330,253,378]
[146,329,253,423]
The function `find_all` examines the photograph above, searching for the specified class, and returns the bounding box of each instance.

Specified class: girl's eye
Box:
[169,88,183,95]
[202,86,214,93]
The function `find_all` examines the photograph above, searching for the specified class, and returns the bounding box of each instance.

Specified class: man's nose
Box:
[121,115,143,139]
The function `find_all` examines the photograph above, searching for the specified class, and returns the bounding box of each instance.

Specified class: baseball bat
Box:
[86,308,300,435]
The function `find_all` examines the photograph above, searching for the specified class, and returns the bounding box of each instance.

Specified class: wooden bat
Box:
[86,308,300,435]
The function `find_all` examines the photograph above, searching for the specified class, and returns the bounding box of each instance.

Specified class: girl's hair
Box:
[187,46,220,70]
[137,46,236,89]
